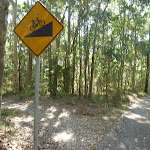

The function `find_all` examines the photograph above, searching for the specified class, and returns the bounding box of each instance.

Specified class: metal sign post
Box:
[34,56,40,150]
[13,2,64,149]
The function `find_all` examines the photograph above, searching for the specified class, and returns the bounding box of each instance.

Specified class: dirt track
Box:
[97,97,150,150]
[1,97,121,150]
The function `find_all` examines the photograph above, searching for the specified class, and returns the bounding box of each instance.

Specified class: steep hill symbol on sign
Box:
[25,21,53,37]
[13,1,64,56]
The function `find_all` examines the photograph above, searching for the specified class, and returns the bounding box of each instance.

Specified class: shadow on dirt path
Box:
[97,98,150,150]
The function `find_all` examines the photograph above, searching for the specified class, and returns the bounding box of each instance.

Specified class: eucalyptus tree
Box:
[0,0,9,119]
[89,0,110,98]
[142,1,150,93]
[10,0,18,94]
[27,0,33,80]
[144,25,150,93]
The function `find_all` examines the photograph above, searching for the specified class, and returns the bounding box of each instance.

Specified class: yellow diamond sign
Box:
[14,1,64,56]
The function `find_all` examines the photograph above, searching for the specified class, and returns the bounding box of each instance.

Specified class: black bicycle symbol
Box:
[30,17,45,31]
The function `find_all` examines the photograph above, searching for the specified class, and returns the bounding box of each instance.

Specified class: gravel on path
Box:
[0,97,121,150]
[96,98,150,150]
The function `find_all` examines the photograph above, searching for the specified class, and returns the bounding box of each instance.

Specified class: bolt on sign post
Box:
[14,1,64,150]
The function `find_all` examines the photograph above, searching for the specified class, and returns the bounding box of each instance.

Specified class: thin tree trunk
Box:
[71,37,77,94]
[132,24,137,91]
[53,7,59,96]
[27,51,32,78]
[48,1,52,93]
[18,46,23,91]
[88,0,109,98]
[65,0,71,93]
[53,34,60,96]
[27,0,32,79]
[53,6,67,96]
[89,1,101,98]
[84,50,88,97]
[121,0,126,90]
[84,1,89,98]
[48,44,52,92]
[144,57,149,93]
[79,23,82,97]
[12,0,18,94]
[144,25,150,93]
[53,54,58,96]
[71,8,83,95]
[0,0,9,119]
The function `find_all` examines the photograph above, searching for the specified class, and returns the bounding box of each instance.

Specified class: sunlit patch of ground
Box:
[53,131,74,142]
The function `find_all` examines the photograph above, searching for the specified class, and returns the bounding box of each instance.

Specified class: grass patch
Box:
[137,91,149,98]
[1,108,26,117]
[2,109,17,116]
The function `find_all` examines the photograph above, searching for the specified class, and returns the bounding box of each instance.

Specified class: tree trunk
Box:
[12,0,18,94]
[27,51,32,78]
[71,37,77,94]
[18,46,23,91]
[79,24,82,97]
[89,1,101,98]
[0,0,9,119]
[48,44,52,92]
[53,7,59,96]
[52,6,67,96]
[48,1,52,94]
[65,0,71,93]
[84,2,89,98]
[71,22,75,94]
[121,0,126,90]
[132,24,137,91]
[27,0,32,79]
[144,25,150,93]
[53,53,58,96]
[71,8,83,95]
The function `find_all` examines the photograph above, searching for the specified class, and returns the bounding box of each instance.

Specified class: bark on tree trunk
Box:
[53,7,59,96]
[53,34,60,96]
[71,8,83,95]
[48,1,52,94]
[79,26,82,97]
[27,0,32,79]
[84,2,89,98]
[144,25,150,93]
[144,55,149,93]
[89,1,101,98]
[132,24,137,91]
[121,1,126,90]
[53,6,67,96]
[48,44,52,92]
[18,46,23,91]
[27,51,32,78]
[71,37,77,94]
[12,0,18,94]
[65,0,71,93]
[0,0,9,119]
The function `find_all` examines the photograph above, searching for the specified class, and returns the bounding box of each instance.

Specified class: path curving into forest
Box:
[97,97,150,150]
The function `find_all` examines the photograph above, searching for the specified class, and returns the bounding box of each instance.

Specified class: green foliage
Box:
[2,109,19,117]
[2,0,150,107]
[18,90,34,99]
[138,41,150,55]
[62,66,72,93]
